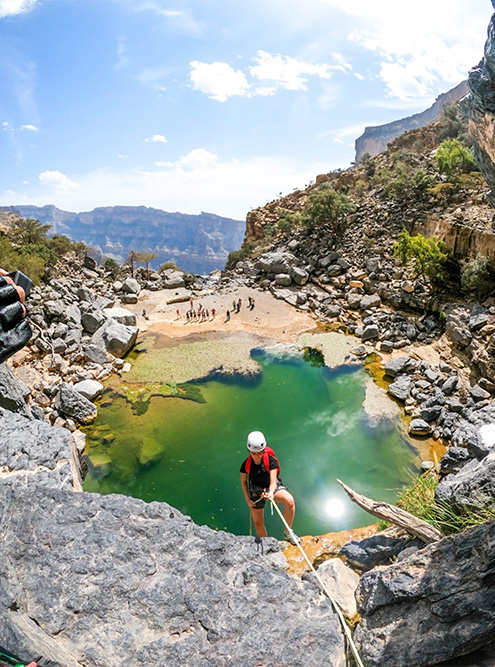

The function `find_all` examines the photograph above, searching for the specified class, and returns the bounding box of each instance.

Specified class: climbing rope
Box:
[269,499,365,667]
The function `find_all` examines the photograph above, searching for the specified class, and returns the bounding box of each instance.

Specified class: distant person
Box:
[190,297,194,309]
[250,298,255,311]
[142,309,148,320]
[211,307,216,318]
[240,431,298,544]
[176,309,180,318]
[225,310,231,322]
[232,300,236,312]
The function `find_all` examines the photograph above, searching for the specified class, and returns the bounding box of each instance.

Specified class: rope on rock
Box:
[269,499,365,667]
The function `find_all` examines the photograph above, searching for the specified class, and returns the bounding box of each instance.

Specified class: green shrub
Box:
[436,138,477,180]
[460,257,494,296]
[226,247,250,269]
[300,183,355,232]
[394,230,448,284]
[103,257,121,278]
[277,212,300,234]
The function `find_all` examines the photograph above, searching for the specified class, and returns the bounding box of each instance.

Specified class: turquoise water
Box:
[84,348,419,538]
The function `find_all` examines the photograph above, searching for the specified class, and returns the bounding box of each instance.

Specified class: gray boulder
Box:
[0,487,347,667]
[340,533,419,571]
[435,450,495,510]
[72,379,104,401]
[275,273,292,286]
[162,270,186,289]
[81,309,106,334]
[44,299,66,320]
[354,521,495,666]
[55,383,98,424]
[361,324,379,341]
[360,294,381,310]
[388,375,412,402]
[103,306,137,327]
[91,319,138,358]
[291,266,309,285]
[122,277,141,294]
[409,418,431,436]
[0,365,31,418]
[314,558,360,618]
[84,343,111,365]
[257,251,296,274]
[383,356,416,378]
[0,408,71,476]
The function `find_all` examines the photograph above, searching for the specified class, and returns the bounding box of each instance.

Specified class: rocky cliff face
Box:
[355,81,469,162]
[4,205,245,275]
[465,3,495,204]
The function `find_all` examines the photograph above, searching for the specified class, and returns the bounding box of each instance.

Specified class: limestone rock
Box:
[72,379,104,401]
[435,450,495,510]
[409,418,431,436]
[0,364,32,418]
[103,306,137,327]
[388,375,412,402]
[314,558,360,618]
[55,383,98,424]
[122,277,141,294]
[0,486,347,667]
[354,521,495,666]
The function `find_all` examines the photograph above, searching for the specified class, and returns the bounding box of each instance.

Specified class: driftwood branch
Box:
[337,479,444,544]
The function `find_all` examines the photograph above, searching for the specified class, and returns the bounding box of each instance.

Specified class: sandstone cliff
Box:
[355,81,469,162]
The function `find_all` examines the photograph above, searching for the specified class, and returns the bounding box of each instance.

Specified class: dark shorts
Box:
[249,479,287,509]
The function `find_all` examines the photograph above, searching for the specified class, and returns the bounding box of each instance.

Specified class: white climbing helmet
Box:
[247,431,267,452]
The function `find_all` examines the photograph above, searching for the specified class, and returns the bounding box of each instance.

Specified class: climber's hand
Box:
[0,268,33,364]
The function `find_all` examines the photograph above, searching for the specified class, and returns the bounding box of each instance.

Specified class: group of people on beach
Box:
[184,306,215,322]
[224,295,256,323]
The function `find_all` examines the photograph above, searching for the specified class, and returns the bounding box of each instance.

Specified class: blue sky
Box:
[1,0,493,220]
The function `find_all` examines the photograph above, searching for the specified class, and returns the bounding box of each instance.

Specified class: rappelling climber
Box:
[0,269,32,364]
[240,430,299,544]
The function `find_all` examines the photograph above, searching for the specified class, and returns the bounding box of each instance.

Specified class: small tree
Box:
[125,250,139,277]
[135,251,158,278]
[7,217,51,246]
[436,139,477,181]
[103,257,121,278]
[394,230,448,285]
[301,184,355,232]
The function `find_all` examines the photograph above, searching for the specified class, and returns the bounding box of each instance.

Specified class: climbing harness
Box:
[0,645,37,667]
[269,500,365,667]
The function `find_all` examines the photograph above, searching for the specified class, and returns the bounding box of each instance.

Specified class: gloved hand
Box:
[0,269,32,364]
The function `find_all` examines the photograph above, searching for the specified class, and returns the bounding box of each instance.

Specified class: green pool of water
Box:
[84,347,419,538]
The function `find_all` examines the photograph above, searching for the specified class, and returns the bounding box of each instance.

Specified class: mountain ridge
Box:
[1,204,245,275]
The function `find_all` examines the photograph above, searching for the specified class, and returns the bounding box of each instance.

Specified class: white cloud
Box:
[190,61,250,102]
[190,50,348,102]
[0,0,37,18]
[20,123,38,131]
[249,50,332,91]
[38,170,79,191]
[177,148,218,170]
[145,134,167,143]
[6,153,342,219]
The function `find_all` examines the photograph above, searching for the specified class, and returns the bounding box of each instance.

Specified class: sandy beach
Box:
[127,284,318,342]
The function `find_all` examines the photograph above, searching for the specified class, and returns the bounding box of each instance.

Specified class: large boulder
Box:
[55,383,98,424]
[72,379,104,401]
[91,319,138,358]
[0,408,71,482]
[0,364,32,418]
[161,270,186,289]
[435,450,495,510]
[0,486,347,667]
[122,277,141,294]
[354,520,495,666]
[103,306,137,327]
[256,251,296,274]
